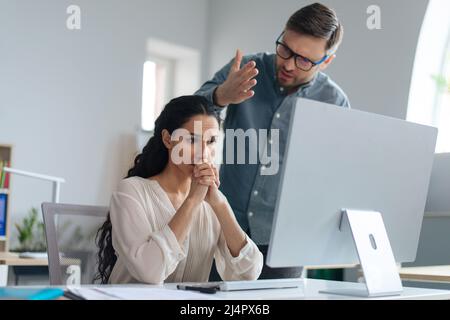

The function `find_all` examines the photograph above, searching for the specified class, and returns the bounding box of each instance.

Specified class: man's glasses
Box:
[275,32,329,72]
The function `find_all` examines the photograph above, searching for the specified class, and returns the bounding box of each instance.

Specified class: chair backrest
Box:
[41,202,109,285]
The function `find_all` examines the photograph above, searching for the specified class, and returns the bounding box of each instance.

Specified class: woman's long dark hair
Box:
[95,95,220,284]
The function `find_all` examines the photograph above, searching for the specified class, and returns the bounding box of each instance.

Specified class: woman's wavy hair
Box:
[94,95,220,284]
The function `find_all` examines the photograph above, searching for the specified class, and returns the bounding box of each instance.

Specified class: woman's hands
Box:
[189,162,247,257]
[188,162,226,208]
[186,168,209,205]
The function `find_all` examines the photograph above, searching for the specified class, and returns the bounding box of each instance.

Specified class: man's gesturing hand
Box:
[214,49,259,107]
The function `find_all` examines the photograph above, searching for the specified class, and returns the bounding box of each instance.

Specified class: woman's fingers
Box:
[194,163,219,176]
[193,163,220,188]
[212,166,220,188]
[212,165,219,178]
[197,176,216,186]
[194,162,211,172]
[194,167,215,178]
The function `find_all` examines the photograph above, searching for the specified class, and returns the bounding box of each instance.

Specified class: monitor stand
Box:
[320,209,403,298]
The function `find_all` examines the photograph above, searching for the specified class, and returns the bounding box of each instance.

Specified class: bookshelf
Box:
[0,144,12,253]
[0,145,51,286]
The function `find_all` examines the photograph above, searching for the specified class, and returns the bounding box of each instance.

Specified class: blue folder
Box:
[0,287,65,300]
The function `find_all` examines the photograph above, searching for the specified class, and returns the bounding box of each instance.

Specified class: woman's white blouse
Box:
[108,177,263,284]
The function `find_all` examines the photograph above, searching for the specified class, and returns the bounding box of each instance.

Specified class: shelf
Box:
[0,189,8,194]
[0,252,49,266]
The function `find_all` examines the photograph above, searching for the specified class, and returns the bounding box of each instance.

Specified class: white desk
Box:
[63,279,450,300]
[179,279,450,300]
[399,265,450,283]
[0,252,49,286]
[5,278,450,300]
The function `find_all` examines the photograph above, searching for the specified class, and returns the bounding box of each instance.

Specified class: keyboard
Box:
[184,278,303,292]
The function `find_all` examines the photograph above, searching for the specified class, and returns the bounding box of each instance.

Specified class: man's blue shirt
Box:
[196,52,350,244]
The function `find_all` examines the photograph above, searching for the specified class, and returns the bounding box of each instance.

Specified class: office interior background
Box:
[0,0,449,286]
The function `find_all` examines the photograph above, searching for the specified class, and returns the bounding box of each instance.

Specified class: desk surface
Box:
[0,252,48,266]
[6,278,450,300]
[399,265,450,283]
[60,279,450,300]
[181,279,450,300]
[305,264,450,284]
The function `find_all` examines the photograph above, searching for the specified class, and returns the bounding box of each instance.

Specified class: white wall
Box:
[207,0,429,119]
[0,0,210,248]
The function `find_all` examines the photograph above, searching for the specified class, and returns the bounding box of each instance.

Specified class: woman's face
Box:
[164,114,220,176]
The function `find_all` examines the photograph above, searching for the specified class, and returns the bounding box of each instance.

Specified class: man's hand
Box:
[214,49,259,107]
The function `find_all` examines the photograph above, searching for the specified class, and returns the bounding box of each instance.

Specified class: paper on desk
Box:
[67,286,218,300]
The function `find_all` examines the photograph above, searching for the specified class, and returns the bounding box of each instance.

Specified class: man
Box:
[196,3,350,279]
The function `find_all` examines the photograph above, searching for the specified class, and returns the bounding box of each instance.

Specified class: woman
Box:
[96,95,263,284]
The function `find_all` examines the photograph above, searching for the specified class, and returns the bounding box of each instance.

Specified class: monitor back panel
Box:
[267,98,437,267]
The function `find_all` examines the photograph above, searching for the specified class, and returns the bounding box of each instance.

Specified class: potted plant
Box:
[13,207,47,255]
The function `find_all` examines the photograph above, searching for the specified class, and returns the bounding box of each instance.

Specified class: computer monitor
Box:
[266,98,438,296]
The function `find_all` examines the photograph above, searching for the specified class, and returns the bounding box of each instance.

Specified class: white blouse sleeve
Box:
[214,230,263,281]
[109,180,186,284]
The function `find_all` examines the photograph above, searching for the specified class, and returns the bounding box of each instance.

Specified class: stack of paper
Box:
[66,286,218,300]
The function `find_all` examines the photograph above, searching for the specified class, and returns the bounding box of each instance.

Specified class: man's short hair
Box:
[286,2,343,53]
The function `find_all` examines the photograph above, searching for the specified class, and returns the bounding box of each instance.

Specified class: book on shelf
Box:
[3,165,9,189]
[0,161,3,188]
[0,160,10,189]
[0,193,7,237]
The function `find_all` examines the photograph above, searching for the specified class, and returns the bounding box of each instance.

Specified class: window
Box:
[140,38,200,134]
[433,42,450,153]
[141,58,173,131]
[407,0,450,153]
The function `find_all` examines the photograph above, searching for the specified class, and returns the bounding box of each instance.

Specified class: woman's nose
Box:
[202,142,210,161]
[193,140,209,163]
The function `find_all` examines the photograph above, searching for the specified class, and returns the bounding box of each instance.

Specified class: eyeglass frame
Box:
[275,31,330,71]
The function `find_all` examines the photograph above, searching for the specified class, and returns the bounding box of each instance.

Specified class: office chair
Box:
[41,202,109,285]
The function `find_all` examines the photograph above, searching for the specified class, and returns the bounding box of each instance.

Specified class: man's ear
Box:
[319,54,336,71]
[161,129,172,149]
